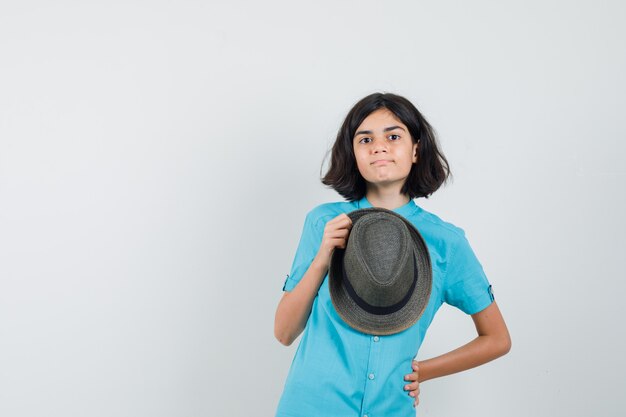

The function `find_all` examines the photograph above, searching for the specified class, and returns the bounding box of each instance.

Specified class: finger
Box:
[324,224,351,237]
[335,219,352,231]
[404,380,419,390]
[340,213,353,223]
[329,237,348,248]
[329,214,352,226]
[326,228,351,238]
[404,372,418,381]
[322,233,348,249]
[404,381,419,390]
[325,231,350,242]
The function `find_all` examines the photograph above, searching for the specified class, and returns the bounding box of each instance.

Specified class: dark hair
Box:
[321,92,451,201]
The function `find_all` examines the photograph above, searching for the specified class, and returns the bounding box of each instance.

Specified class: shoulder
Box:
[412,205,469,247]
[305,200,355,229]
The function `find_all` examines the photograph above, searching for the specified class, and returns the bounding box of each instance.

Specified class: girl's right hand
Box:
[313,213,353,271]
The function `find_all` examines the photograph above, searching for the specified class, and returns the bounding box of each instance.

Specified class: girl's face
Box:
[352,108,418,192]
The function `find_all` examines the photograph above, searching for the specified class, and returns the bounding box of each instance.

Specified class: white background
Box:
[1,1,624,416]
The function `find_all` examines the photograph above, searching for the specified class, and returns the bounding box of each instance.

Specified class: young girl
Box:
[274,92,511,417]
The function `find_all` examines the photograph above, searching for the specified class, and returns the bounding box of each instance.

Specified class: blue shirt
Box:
[275,196,495,417]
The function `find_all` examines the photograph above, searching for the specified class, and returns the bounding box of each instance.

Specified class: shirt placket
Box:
[360,334,382,417]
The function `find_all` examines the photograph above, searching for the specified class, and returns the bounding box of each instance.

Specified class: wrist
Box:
[310,256,329,276]
[417,360,432,383]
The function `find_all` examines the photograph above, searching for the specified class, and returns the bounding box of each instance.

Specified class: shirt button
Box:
[373,336,379,342]
[368,373,375,380]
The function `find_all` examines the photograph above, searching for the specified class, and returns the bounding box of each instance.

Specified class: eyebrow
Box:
[355,125,406,136]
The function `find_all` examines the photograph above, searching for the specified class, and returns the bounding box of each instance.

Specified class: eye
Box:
[358,137,372,144]
[389,134,401,141]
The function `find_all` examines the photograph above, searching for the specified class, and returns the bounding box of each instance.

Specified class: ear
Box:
[412,141,419,163]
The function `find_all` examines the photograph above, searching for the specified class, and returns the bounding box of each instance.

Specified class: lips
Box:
[372,159,392,165]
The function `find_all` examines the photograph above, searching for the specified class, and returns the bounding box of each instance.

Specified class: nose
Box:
[372,138,388,154]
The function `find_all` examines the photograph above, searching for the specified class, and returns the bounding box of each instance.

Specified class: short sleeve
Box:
[282,211,323,292]
[442,230,495,314]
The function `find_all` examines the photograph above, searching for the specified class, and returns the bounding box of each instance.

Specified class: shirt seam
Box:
[406,204,419,218]
[313,212,338,230]
[441,232,461,305]
[413,209,465,238]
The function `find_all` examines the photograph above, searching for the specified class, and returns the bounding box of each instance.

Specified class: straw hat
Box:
[328,207,432,335]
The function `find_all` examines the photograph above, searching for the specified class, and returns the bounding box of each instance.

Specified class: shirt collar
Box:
[356,195,418,218]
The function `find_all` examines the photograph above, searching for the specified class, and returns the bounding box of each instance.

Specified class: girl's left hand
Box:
[403,360,420,407]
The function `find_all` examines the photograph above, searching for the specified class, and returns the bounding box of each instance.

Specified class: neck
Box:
[365,186,411,211]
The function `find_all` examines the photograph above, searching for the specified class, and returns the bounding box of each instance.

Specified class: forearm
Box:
[417,334,511,383]
[274,259,327,346]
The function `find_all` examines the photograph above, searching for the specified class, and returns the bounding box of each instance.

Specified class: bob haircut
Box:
[321,92,451,201]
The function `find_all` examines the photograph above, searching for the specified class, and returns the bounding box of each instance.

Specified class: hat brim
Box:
[328,207,432,335]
